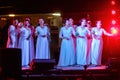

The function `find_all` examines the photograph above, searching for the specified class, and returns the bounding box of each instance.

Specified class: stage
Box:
[21,65,119,80]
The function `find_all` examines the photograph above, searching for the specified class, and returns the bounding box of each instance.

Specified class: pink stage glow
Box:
[111,0,115,5]
[111,10,116,15]
[112,20,116,24]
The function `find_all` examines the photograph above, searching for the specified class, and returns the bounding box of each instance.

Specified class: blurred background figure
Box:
[6,19,19,48]
[0,19,11,48]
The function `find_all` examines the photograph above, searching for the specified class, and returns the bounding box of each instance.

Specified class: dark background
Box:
[0,0,116,14]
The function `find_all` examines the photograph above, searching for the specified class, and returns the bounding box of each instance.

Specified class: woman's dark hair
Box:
[79,18,86,24]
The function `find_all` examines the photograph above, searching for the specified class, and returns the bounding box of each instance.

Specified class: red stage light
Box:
[112,10,116,15]
[111,0,115,5]
[112,20,116,24]
[111,27,118,34]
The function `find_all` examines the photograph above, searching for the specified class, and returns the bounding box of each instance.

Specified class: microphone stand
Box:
[82,65,96,80]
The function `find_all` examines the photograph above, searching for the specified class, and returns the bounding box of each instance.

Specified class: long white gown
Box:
[35,26,50,59]
[18,27,30,66]
[91,27,112,65]
[76,26,90,65]
[6,25,18,48]
[58,27,75,66]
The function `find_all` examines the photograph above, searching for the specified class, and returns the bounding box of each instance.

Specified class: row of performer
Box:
[6,18,113,67]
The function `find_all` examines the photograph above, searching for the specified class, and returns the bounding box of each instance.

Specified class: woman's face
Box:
[13,19,18,26]
[39,19,44,25]
[81,19,86,26]
[69,18,73,26]
[96,21,102,28]
[24,21,30,26]
[87,21,91,28]
[18,22,23,28]
[65,20,69,26]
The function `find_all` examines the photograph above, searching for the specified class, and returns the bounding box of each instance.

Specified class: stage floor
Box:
[56,65,107,70]
[22,65,107,71]
[21,65,119,80]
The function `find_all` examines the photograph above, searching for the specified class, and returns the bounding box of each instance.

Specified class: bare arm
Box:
[103,29,113,36]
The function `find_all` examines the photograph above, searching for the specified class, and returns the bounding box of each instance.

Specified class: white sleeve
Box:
[59,28,63,38]
[35,27,38,35]
[9,25,14,31]
[47,27,50,36]
[9,25,15,34]
[91,28,95,38]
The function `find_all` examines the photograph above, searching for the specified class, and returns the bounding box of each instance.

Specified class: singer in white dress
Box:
[18,22,30,66]
[91,21,113,65]
[35,18,50,59]
[24,19,35,64]
[6,19,18,48]
[58,20,75,66]
[76,18,90,65]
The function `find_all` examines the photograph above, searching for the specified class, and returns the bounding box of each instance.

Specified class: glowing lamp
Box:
[52,13,61,16]
[8,14,15,17]
[111,27,118,34]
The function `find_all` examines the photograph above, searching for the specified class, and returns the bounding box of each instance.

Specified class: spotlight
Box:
[111,27,118,34]
[111,0,115,5]
[112,10,116,15]
[112,20,116,25]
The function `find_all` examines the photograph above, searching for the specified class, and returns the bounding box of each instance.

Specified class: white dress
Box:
[76,26,90,65]
[91,27,112,65]
[18,27,30,66]
[6,25,18,48]
[35,26,50,59]
[58,27,75,66]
